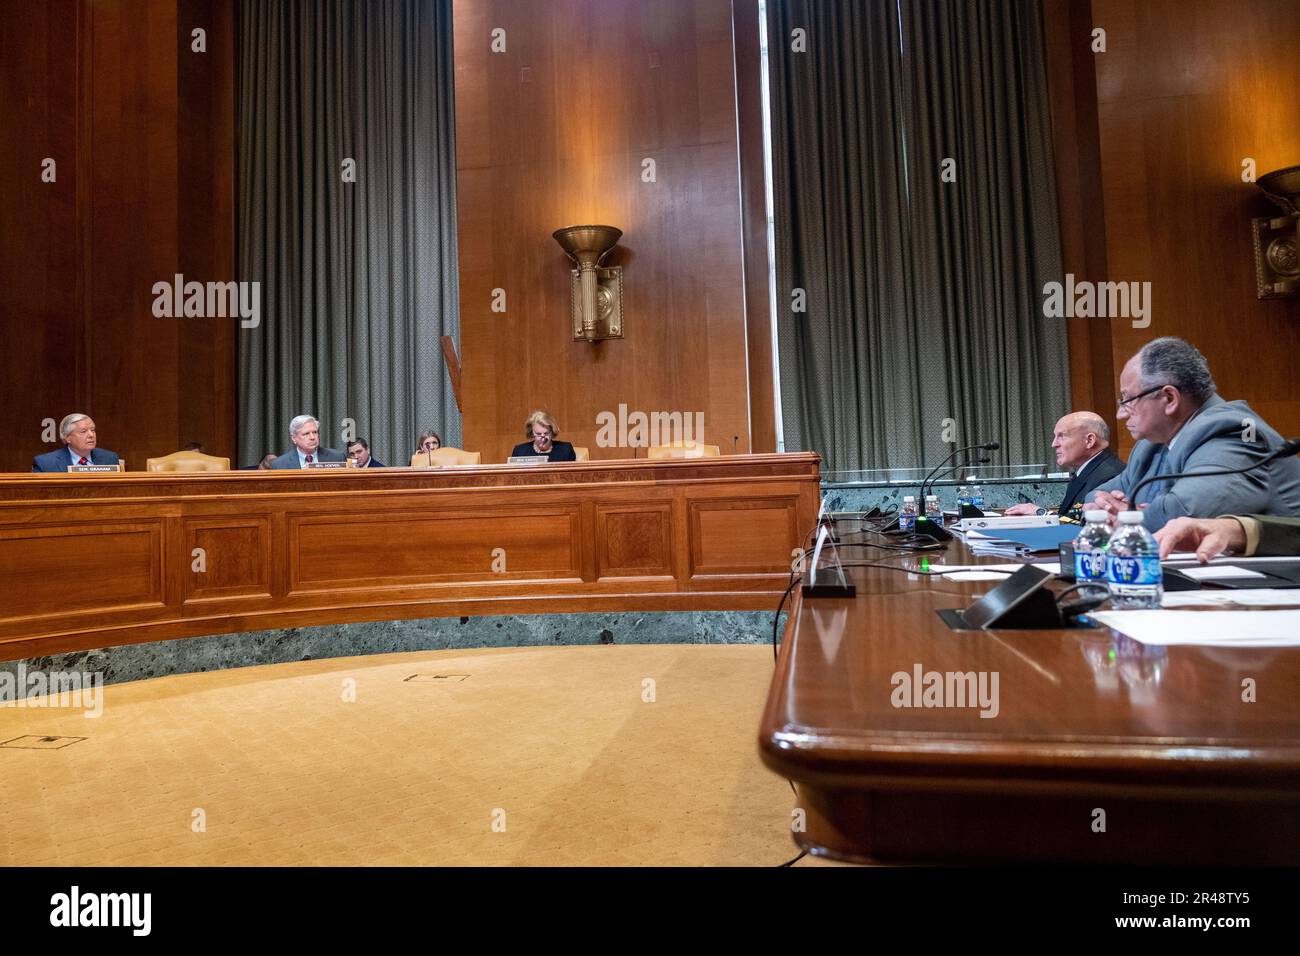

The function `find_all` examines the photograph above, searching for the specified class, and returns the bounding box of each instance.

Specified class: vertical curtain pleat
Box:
[767,0,1070,472]
[237,0,460,467]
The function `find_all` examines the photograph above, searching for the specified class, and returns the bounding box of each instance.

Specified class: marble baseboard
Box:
[822,478,1070,514]
[0,610,787,692]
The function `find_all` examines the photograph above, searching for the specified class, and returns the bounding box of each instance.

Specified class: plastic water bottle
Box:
[1074,509,1111,584]
[924,494,944,529]
[956,485,973,510]
[899,495,918,533]
[1106,511,1163,608]
[971,484,985,510]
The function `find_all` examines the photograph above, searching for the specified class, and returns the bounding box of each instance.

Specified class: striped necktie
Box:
[78,456,88,465]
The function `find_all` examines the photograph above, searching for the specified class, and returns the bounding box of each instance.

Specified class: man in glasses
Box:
[1090,337,1300,530]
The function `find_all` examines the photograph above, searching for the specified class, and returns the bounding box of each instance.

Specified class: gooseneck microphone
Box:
[927,455,992,486]
[1127,437,1300,504]
[919,441,1000,503]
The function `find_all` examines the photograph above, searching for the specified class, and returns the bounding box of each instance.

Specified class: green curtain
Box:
[237,0,460,467]
[767,0,1070,472]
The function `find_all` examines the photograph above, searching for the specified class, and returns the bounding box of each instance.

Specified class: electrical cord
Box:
[854,526,949,551]
[1055,582,1110,604]
[840,561,942,575]
[837,539,945,554]
[773,569,803,661]
[770,523,945,863]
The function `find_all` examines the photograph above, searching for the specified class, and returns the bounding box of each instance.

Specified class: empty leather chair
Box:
[409,447,482,467]
[646,440,720,460]
[146,450,231,472]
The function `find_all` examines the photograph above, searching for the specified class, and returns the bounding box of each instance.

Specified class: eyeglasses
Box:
[1116,384,1170,410]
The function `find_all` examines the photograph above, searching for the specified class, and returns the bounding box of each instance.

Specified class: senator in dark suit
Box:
[32,414,120,472]
[1003,411,1123,519]
[510,409,576,462]
[269,415,346,469]
[346,438,385,468]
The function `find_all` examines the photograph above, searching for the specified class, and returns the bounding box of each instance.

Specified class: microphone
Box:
[919,441,999,503]
[1127,437,1300,504]
[928,455,992,484]
[910,441,997,541]
[732,435,739,455]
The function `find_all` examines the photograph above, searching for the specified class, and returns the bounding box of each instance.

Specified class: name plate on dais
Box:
[305,461,349,469]
[66,464,122,473]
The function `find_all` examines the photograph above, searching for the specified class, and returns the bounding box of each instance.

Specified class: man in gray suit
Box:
[1092,337,1300,531]
[269,415,346,469]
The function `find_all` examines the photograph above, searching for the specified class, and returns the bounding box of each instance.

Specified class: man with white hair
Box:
[1002,411,1124,519]
[1091,336,1300,531]
[32,414,121,472]
[269,415,346,469]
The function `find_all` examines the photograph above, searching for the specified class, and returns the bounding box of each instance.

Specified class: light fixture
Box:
[553,225,624,342]
[1251,165,1300,299]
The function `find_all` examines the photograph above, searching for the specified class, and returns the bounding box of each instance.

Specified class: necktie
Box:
[78,457,88,465]
[1136,448,1168,505]
[305,454,314,465]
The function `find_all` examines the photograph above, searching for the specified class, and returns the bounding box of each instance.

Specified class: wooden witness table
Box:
[759,520,1300,865]
[0,454,819,660]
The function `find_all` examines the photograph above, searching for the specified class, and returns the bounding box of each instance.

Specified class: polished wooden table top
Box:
[759,520,1300,862]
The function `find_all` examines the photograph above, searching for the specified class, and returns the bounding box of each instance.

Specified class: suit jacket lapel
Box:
[1059,449,1106,515]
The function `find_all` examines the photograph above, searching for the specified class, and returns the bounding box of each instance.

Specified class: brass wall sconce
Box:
[553,224,624,342]
[1251,165,1300,299]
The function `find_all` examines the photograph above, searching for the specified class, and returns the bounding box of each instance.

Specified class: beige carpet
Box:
[0,644,837,866]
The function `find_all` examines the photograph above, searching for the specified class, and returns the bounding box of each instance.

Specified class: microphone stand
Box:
[919,441,999,503]
[905,442,998,542]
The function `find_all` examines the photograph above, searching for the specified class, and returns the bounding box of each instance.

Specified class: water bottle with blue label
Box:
[1074,509,1111,584]
[1106,511,1163,608]
[956,485,973,509]
[899,495,918,533]
[971,484,985,510]
[924,494,944,529]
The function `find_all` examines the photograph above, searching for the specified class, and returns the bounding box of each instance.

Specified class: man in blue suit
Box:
[1092,337,1300,531]
[269,415,347,469]
[345,438,385,468]
[32,414,121,472]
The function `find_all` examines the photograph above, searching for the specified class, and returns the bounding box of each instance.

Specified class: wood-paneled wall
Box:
[0,0,235,474]
[1043,0,1116,438]
[1091,0,1300,452]
[453,0,766,464]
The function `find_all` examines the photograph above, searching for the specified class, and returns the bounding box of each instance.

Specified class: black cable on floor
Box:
[772,570,802,662]
[778,849,808,867]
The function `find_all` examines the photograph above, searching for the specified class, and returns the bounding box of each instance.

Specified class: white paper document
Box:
[1088,609,1300,647]
[930,562,1061,575]
[942,570,1013,581]
[1162,589,1300,608]
[1178,565,1267,580]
